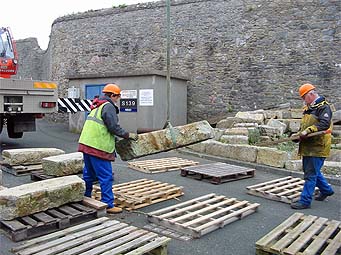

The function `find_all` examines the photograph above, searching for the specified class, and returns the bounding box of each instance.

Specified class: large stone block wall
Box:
[16,0,341,123]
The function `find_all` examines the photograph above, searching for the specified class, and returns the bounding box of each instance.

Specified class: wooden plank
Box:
[128,157,199,173]
[12,217,111,252]
[79,229,150,255]
[58,205,83,217]
[270,215,318,252]
[20,216,39,227]
[56,225,135,255]
[320,225,341,255]
[94,179,184,211]
[148,194,259,238]
[82,196,107,210]
[300,220,340,255]
[31,223,132,255]
[32,212,57,224]
[283,217,329,255]
[124,236,171,255]
[255,214,341,255]
[255,213,304,248]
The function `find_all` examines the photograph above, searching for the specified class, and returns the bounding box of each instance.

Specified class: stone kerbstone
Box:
[323,161,341,175]
[290,109,303,119]
[0,175,85,220]
[116,120,215,161]
[186,139,211,153]
[216,117,256,129]
[256,147,288,168]
[205,140,258,162]
[42,152,84,176]
[224,127,249,136]
[266,119,287,134]
[258,125,283,137]
[264,110,283,119]
[235,111,265,124]
[328,149,341,162]
[213,128,225,140]
[2,148,65,166]
[220,135,249,144]
[285,160,302,171]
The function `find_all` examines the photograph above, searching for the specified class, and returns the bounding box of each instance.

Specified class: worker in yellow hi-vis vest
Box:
[78,84,138,214]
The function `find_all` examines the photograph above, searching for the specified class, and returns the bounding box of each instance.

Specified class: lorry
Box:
[0,27,58,138]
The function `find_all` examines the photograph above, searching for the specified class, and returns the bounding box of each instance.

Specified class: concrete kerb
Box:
[177,148,341,186]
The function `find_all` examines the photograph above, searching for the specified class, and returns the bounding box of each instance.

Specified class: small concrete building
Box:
[67,71,188,133]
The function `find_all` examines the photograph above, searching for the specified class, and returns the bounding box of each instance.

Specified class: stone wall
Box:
[16,0,341,124]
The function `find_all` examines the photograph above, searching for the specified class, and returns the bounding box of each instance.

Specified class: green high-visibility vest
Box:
[79,102,115,153]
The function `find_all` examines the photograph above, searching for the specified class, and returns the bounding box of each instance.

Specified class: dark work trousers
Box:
[82,153,114,208]
[299,156,334,206]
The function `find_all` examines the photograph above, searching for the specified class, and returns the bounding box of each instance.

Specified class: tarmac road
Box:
[0,119,340,255]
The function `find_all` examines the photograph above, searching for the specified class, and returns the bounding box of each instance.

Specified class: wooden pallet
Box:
[246,176,318,204]
[256,212,341,255]
[0,163,42,176]
[11,217,171,255]
[30,170,56,181]
[180,162,255,184]
[147,193,260,238]
[93,179,184,211]
[127,157,199,173]
[0,197,106,242]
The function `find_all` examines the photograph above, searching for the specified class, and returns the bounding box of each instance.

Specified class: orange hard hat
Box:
[102,84,121,95]
[299,83,315,97]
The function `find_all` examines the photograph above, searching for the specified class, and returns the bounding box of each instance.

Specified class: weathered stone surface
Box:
[220,135,249,144]
[328,149,341,162]
[224,127,249,136]
[235,111,265,124]
[216,117,256,129]
[259,125,283,137]
[290,109,303,119]
[116,120,215,161]
[266,119,287,134]
[285,160,302,171]
[0,175,85,220]
[213,128,225,140]
[256,147,288,168]
[2,148,65,166]
[42,152,84,176]
[205,140,258,163]
[0,169,2,185]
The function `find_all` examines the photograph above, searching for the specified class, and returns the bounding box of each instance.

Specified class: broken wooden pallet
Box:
[246,176,318,204]
[11,217,171,255]
[147,193,260,238]
[128,157,199,173]
[0,197,106,242]
[180,162,255,184]
[255,212,341,255]
[0,163,42,176]
[30,170,56,181]
[93,179,184,211]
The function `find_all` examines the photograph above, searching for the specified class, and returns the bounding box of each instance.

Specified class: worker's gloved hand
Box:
[299,130,309,140]
[128,133,139,141]
[290,133,300,143]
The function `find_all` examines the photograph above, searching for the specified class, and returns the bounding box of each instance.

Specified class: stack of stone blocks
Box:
[188,108,341,176]
[0,148,86,220]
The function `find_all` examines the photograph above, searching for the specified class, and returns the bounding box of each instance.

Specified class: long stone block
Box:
[116,120,215,161]
[42,152,84,176]
[2,148,65,166]
[0,175,85,220]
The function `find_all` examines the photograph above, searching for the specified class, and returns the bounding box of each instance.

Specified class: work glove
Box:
[128,133,139,141]
[299,129,310,140]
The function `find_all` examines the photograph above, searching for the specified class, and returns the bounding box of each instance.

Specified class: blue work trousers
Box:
[299,156,334,206]
[82,153,114,208]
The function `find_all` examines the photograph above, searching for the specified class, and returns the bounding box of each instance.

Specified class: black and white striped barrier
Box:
[58,98,92,113]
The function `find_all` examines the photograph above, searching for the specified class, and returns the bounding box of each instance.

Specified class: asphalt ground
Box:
[0,119,340,255]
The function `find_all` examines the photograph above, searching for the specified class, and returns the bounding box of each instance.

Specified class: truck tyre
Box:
[0,117,3,135]
[7,118,23,138]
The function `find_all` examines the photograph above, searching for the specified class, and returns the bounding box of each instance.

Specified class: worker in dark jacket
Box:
[291,83,334,210]
[78,83,138,213]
